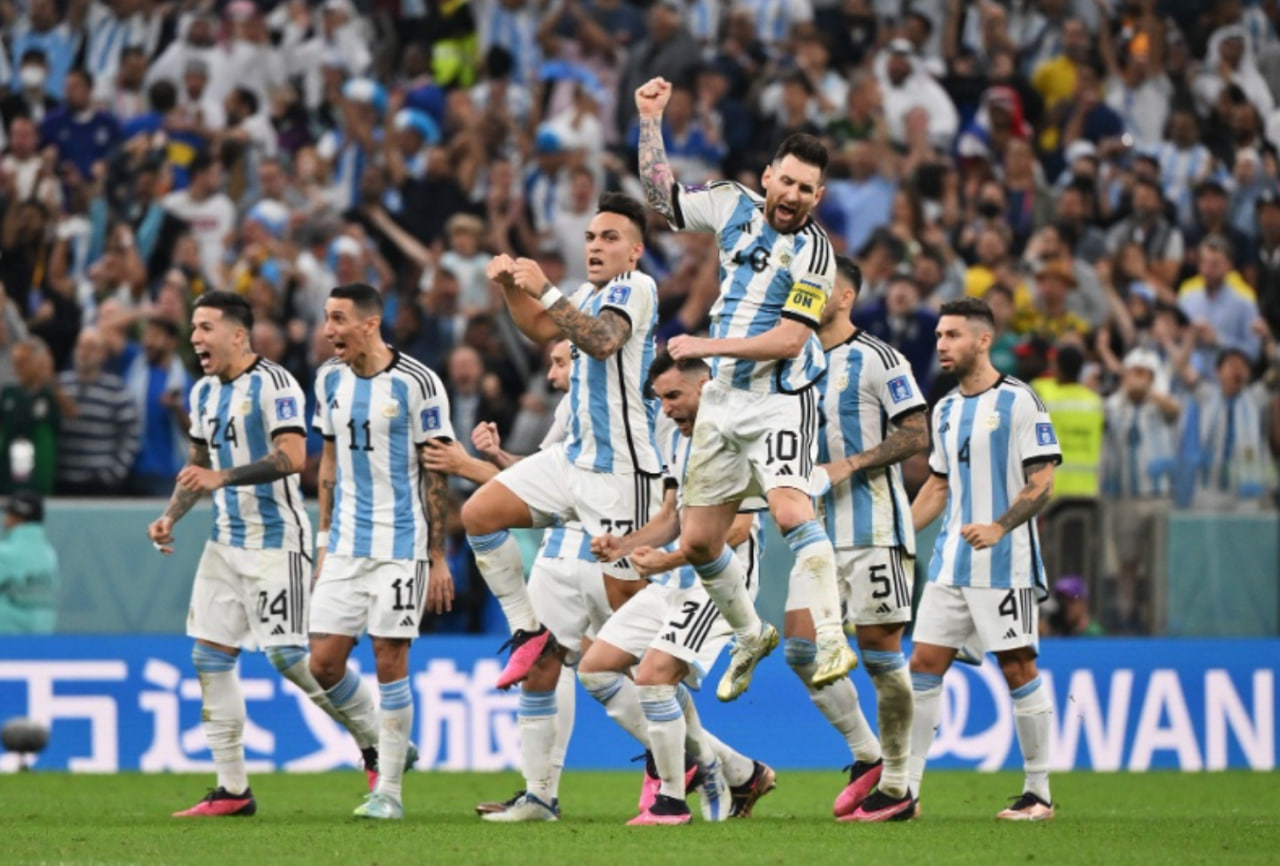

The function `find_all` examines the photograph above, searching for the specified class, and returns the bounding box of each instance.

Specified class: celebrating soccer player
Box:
[308,283,456,820]
[908,297,1061,821]
[149,291,380,818]
[635,77,853,701]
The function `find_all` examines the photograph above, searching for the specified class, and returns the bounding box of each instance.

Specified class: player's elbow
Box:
[774,330,810,358]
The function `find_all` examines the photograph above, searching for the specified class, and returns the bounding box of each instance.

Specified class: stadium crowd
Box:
[0,0,1278,636]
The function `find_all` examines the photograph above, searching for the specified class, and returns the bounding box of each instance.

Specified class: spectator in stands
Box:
[1179,235,1262,375]
[616,0,699,135]
[39,68,119,183]
[1034,343,1103,499]
[1043,575,1104,637]
[1023,222,1109,330]
[878,38,958,151]
[1106,178,1185,288]
[125,318,190,496]
[1,49,60,133]
[0,490,58,635]
[55,327,138,496]
[0,337,62,495]
[0,281,30,391]
[162,153,235,291]
[852,272,939,393]
[8,0,76,101]
[1254,189,1280,338]
[1016,261,1092,342]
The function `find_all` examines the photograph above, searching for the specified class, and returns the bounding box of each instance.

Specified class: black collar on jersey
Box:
[219,354,262,384]
[958,372,1006,399]
[349,347,400,379]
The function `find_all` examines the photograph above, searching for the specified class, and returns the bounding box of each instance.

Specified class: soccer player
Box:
[308,283,456,820]
[908,297,1062,821]
[423,341,601,821]
[462,195,663,729]
[148,291,378,817]
[796,257,928,822]
[587,353,775,825]
[635,77,853,701]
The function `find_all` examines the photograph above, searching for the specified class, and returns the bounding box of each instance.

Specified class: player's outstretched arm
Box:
[669,317,811,364]
[591,488,679,562]
[420,438,499,486]
[472,421,520,470]
[821,410,929,487]
[911,473,949,532]
[510,258,633,360]
[636,77,677,221]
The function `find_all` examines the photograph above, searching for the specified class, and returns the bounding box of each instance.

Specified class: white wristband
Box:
[315,531,329,550]
[538,285,564,310]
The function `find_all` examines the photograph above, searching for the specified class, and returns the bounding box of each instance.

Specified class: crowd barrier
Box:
[1,635,1272,772]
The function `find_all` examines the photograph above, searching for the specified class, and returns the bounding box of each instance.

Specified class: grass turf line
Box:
[2,771,1277,866]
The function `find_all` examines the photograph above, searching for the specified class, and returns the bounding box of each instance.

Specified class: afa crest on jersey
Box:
[606,284,632,305]
[1036,423,1058,446]
[421,407,441,432]
[275,396,298,421]
[887,375,913,404]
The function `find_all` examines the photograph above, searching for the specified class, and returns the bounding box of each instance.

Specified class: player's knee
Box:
[309,653,346,688]
[997,652,1037,691]
[634,657,683,687]
[578,669,624,703]
[460,496,490,535]
[783,637,817,671]
[266,645,306,674]
[191,643,237,674]
[677,536,715,566]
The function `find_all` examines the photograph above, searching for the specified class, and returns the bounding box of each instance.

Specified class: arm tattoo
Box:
[162,442,211,523]
[423,463,449,556]
[995,461,1055,534]
[637,114,676,221]
[222,445,295,487]
[545,302,632,360]
[850,412,929,472]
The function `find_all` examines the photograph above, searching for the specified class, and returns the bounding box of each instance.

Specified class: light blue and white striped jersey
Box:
[536,396,594,564]
[563,272,663,475]
[313,351,454,561]
[656,416,763,592]
[671,180,835,394]
[1191,380,1273,499]
[188,358,311,552]
[1101,393,1179,498]
[818,331,926,552]
[927,377,1062,593]
[1157,142,1213,226]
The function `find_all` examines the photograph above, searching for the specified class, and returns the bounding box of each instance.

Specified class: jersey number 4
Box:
[957,436,971,465]
[208,417,239,449]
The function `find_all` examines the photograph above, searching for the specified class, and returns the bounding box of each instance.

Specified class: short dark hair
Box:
[938,296,996,329]
[67,67,94,89]
[772,133,829,176]
[189,152,216,177]
[147,316,180,340]
[646,350,710,396]
[597,192,647,240]
[888,272,922,294]
[330,283,384,316]
[1056,345,1085,382]
[193,290,254,331]
[1216,346,1252,370]
[232,86,259,116]
[20,48,47,66]
[835,255,862,296]
[148,80,178,113]
[121,45,146,62]
[1050,219,1079,252]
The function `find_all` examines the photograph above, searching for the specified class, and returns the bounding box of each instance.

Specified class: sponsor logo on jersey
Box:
[605,284,631,305]
[1036,423,1058,446]
[275,397,298,421]
[888,376,913,404]
[421,407,441,432]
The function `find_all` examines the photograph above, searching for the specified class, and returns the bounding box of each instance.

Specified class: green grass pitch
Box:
[3,771,1277,865]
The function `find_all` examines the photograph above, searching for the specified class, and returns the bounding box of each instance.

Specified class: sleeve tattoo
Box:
[163,441,211,523]
[544,301,632,360]
[423,462,449,556]
[637,115,676,221]
[995,459,1055,534]
[221,444,296,487]
[850,411,929,472]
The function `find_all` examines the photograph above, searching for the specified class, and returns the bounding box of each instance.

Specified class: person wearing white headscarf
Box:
[1194,24,1275,117]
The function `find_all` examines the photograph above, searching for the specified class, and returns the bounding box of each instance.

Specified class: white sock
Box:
[639,684,686,801]
[1012,675,1053,803]
[321,667,379,749]
[909,672,944,799]
[784,638,880,763]
[691,548,761,637]
[676,684,753,786]
[518,689,557,804]
[271,646,376,749]
[549,665,576,798]
[468,531,538,633]
[784,523,843,641]
[579,670,649,746]
[193,644,248,795]
[865,650,913,798]
[376,678,413,803]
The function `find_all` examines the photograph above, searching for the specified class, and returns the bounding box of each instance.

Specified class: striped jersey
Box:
[657,417,763,592]
[56,370,139,487]
[537,396,594,564]
[563,271,663,475]
[927,377,1062,593]
[313,351,453,561]
[188,358,311,552]
[817,331,926,552]
[1101,394,1179,498]
[670,180,835,394]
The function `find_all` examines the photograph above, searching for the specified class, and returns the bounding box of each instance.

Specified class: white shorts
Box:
[310,554,429,640]
[682,380,818,507]
[495,446,664,580]
[188,542,310,651]
[595,582,731,690]
[912,583,1040,655]
[786,546,914,626]
[528,549,612,667]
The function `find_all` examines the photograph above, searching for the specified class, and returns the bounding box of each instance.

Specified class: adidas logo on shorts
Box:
[875,603,892,615]
[399,616,416,628]
[271,624,285,636]
[660,632,677,643]
[1003,628,1018,640]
